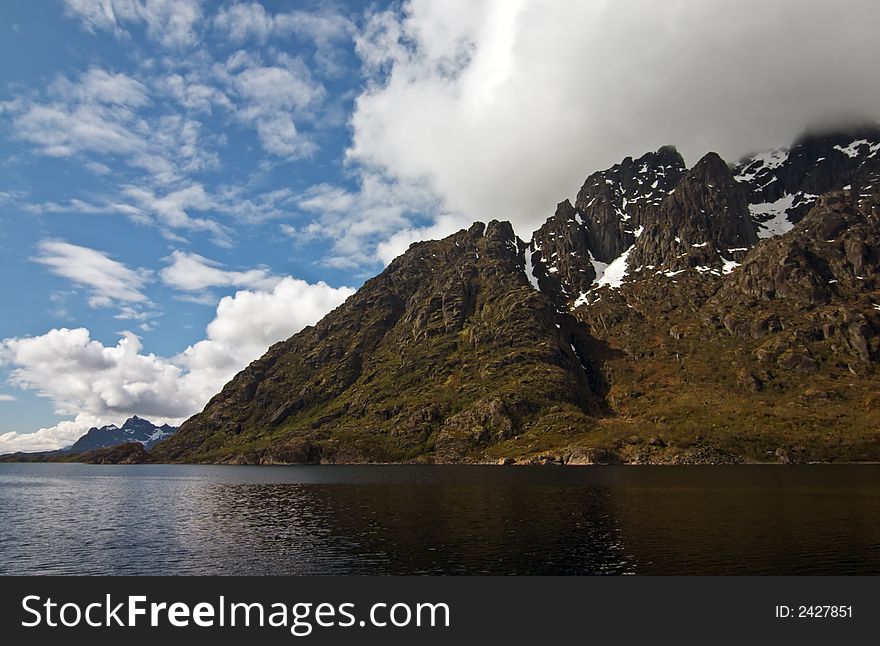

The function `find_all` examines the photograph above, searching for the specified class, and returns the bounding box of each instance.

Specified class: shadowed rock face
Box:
[529,146,686,304]
[629,152,758,271]
[151,128,880,466]
[575,145,686,263]
[529,199,596,300]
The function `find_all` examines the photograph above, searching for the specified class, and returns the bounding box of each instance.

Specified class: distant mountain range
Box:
[151,125,880,465]
[69,416,177,452]
[0,416,177,462]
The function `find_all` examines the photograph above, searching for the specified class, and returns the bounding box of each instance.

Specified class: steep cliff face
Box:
[528,199,596,301]
[528,146,685,305]
[707,188,880,376]
[154,128,880,465]
[574,145,686,262]
[628,152,758,272]
[729,189,880,307]
[154,221,600,464]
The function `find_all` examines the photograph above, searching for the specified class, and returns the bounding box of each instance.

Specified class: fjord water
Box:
[1,464,877,575]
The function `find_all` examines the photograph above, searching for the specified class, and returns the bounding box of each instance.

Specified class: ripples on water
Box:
[0,464,877,575]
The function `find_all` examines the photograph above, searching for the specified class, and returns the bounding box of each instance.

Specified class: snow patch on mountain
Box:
[735,148,787,183]
[751,194,796,238]
[596,246,633,289]
[523,245,541,291]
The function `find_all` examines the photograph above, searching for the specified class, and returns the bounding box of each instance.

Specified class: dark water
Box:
[0,464,877,575]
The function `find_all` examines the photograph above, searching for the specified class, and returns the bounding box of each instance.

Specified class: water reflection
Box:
[188,480,635,574]
[0,464,878,575]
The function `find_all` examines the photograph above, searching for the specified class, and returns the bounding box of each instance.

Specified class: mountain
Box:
[154,124,880,465]
[155,221,601,464]
[69,416,177,452]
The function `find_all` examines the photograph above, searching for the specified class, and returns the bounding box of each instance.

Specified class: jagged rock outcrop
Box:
[629,152,758,271]
[528,200,596,299]
[730,189,880,306]
[528,146,685,304]
[575,145,686,262]
[704,187,880,373]
[154,221,600,464]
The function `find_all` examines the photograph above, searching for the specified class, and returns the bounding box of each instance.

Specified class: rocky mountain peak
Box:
[574,145,686,263]
[527,145,686,306]
[528,200,595,300]
[628,152,757,272]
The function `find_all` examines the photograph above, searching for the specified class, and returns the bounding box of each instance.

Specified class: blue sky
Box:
[2,0,878,450]
[0,0,409,446]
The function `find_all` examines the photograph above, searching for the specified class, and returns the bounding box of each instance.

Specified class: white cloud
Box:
[62,0,203,48]
[160,250,281,293]
[218,52,325,158]
[0,277,354,452]
[0,394,15,402]
[33,240,152,310]
[22,180,294,244]
[121,183,231,245]
[51,67,149,107]
[214,2,350,43]
[348,0,880,240]
[15,103,143,159]
[0,415,107,453]
[10,67,217,187]
[1,329,190,419]
[157,72,233,114]
[214,3,353,75]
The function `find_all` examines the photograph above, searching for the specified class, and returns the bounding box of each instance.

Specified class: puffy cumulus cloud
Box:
[160,250,281,293]
[0,394,15,402]
[1,329,191,419]
[62,0,203,48]
[0,414,109,453]
[33,240,153,310]
[349,0,880,238]
[0,277,354,452]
